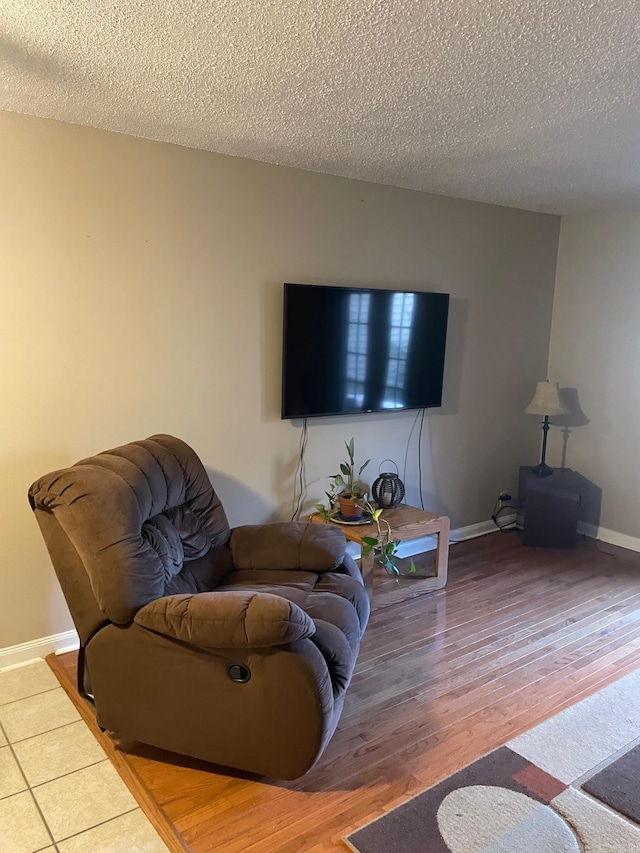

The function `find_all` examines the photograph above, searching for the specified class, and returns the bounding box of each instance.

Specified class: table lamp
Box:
[525,380,569,477]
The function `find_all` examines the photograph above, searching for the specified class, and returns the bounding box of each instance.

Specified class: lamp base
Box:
[531,461,553,477]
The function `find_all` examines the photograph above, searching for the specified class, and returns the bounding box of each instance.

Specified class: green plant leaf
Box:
[361,536,378,547]
[372,508,383,521]
[340,462,350,477]
[379,555,400,576]
[409,560,418,574]
[346,437,355,460]
[359,459,371,475]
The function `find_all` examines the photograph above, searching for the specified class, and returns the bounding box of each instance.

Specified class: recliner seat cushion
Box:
[217,569,318,605]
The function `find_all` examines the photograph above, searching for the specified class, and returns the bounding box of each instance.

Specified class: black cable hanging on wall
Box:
[291,417,308,521]
[417,408,426,510]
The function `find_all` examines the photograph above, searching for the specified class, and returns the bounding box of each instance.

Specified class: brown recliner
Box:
[28,434,369,779]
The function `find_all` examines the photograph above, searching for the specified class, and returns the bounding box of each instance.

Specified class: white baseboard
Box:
[451,516,640,553]
[396,515,519,557]
[0,629,79,671]
[345,515,515,562]
[352,512,640,560]
[579,522,640,553]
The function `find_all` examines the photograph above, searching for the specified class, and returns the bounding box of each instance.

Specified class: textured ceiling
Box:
[2,1,640,214]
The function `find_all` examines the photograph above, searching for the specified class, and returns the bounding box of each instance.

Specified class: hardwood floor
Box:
[51,530,640,852]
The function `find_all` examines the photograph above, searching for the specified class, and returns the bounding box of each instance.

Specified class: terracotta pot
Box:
[338,494,364,519]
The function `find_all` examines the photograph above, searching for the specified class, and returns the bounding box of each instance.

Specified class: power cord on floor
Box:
[491,493,517,531]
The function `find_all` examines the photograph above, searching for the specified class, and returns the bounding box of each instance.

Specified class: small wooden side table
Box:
[309,504,450,600]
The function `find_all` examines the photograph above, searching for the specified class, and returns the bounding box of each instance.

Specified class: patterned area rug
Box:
[345,669,640,853]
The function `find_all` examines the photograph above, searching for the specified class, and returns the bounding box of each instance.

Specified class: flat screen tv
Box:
[282,283,449,419]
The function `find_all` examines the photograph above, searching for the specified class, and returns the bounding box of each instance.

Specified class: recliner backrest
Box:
[29,435,232,626]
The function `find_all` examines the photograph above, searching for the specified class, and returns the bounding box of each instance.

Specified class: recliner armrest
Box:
[230,522,346,572]
[134,590,315,649]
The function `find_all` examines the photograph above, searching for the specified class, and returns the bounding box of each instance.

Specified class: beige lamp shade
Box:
[525,381,569,417]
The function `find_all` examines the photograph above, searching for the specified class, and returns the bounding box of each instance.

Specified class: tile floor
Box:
[0,658,170,853]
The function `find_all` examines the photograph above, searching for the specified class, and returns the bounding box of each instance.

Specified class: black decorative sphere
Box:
[372,462,405,508]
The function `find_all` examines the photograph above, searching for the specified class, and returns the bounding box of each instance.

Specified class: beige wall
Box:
[0,110,560,650]
[547,212,640,540]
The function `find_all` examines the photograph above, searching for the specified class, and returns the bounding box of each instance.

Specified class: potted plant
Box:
[314,439,417,579]
[332,437,370,519]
